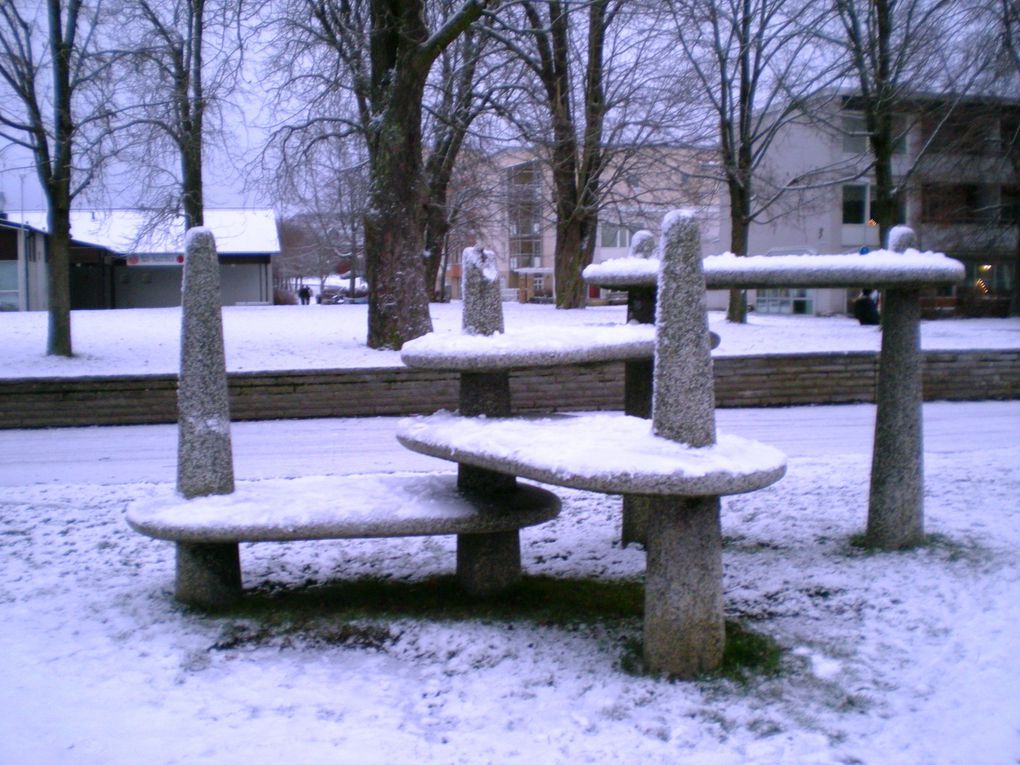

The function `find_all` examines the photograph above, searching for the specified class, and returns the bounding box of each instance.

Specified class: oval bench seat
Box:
[397,413,787,497]
[127,472,561,543]
[583,250,965,289]
[401,324,654,371]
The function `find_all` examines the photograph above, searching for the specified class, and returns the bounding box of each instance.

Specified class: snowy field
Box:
[1,406,1019,764]
[1,304,1019,764]
[1,301,1019,378]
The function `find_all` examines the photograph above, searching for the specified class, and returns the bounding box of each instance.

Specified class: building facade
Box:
[716,93,1019,316]
[443,146,720,302]
[1,208,278,310]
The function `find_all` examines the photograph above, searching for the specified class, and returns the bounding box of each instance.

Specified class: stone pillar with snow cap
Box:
[456,247,519,593]
[867,226,924,549]
[175,227,241,607]
[177,227,234,498]
[643,210,725,677]
[887,225,917,253]
[461,246,504,336]
[630,229,656,258]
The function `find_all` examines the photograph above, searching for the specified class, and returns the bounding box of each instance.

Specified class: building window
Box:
[757,288,813,315]
[842,113,906,155]
[843,184,905,225]
[599,223,631,249]
[842,115,868,154]
[842,184,868,224]
[922,184,996,224]
[922,110,998,156]
[0,260,18,310]
[1000,186,1020,225]
[507,161,543,271]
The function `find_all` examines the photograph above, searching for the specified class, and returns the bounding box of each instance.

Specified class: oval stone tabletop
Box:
[583,250,965,290]
[127,472,561,543]
[397,412,787,497]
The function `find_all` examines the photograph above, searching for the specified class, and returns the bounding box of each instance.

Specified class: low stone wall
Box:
[1,350,1017,429]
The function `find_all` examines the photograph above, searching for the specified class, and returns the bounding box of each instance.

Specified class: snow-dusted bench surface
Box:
[583,250,965,289]
[397,413,787,496]
[401,323,654,371]
[127,472,560,544]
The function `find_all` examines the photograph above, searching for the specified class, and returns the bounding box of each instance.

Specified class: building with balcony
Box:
[716,92,1019,316]
[442,146,719,302]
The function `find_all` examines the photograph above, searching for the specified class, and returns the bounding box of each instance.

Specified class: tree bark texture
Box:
[362,0,485,348]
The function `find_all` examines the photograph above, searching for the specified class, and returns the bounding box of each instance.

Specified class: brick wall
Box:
[1,350,1016,429]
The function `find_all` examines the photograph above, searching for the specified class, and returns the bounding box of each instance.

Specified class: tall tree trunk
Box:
[360,0,483,348]
[553,214,590,308]
[364,79,433,348]
[181,0,205,229]
[46,0,74,356]
[424,197,451,300]
[726,177,750,323]
[45,198,73,356]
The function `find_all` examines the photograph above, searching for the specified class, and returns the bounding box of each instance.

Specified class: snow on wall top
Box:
[400,323,654,370]
[397,412,787,496]
[18,208,279,255]
[584,249,966,289]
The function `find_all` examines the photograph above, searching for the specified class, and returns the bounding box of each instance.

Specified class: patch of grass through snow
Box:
[206,575,781,681]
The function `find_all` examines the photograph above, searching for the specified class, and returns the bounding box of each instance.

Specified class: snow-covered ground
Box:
[1,302,1018,378]
[1,305,1019,764]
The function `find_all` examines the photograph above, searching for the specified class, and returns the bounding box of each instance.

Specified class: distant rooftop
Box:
[15,208,279,255]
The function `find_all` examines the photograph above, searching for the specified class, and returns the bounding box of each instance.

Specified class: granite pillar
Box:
[644,211,725,677]
[176,228,235,499]
[867,226,925,549]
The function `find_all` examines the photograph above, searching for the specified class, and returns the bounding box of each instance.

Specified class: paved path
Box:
[1,401,1016,487]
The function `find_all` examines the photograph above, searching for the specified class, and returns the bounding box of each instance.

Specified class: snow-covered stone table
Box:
[129,235,561,610]
[401,213,788,677]
[127,473,560,608]
[585,226,965,550]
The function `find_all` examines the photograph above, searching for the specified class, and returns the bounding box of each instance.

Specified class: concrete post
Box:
[868,227,924,548]
[456,246,519,591]
[175,227,241,607]
[620,229,658,546]
[177,227,234,498]
[644,211,725,677]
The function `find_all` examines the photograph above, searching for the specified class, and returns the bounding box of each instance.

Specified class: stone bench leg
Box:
[621,290,655,548]
[868,287,924,549]
[456,531,521,596]
[643,495,724,678]
[175,541,242,609]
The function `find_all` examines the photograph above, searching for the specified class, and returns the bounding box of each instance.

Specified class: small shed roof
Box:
[17,209,279,256]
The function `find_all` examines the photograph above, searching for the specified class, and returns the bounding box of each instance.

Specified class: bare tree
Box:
[111,0,252,232]
[0,0,115,355]
[488,0,618,309]
[832,0,983,246]
[665,0,841,323]
[487,1,709,308]
[269,127,370,295]
[267,0,490,349]
[421,7,500,300]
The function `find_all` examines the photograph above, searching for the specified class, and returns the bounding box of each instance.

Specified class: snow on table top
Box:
[584,250,965,289]
[400,323,654,370]
[126,472,560,543]
[397,412,787,496]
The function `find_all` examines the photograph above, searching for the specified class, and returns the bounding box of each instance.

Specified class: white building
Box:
[1,208,278,310]
[716,93,1019,316]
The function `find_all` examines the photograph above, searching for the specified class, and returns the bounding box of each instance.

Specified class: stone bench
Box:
[127,472,560,609]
